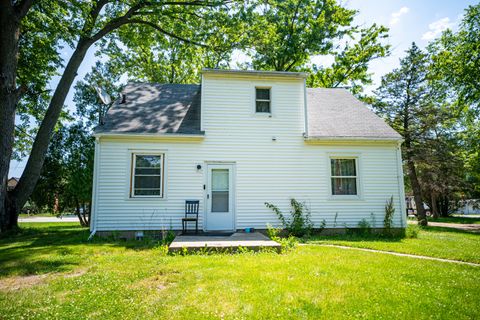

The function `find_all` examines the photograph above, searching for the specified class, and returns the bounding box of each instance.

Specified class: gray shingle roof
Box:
[306,88,401,140]
[95,83,202,135]
[96,82,400,140]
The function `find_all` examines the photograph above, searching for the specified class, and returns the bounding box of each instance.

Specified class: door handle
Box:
[207,194,210,199]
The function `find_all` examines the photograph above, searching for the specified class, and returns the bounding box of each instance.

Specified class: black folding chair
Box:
[182,200,199,234]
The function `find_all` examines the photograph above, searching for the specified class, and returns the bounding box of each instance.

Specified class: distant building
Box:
[458,199,480,215]
[7,177,19,191]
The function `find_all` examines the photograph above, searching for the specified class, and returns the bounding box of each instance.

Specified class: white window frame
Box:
[130,153,165,198]
[328,155,362,200]
[254,86,272,114]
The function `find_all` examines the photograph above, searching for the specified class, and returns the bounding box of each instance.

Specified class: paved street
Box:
[19,215,80,223]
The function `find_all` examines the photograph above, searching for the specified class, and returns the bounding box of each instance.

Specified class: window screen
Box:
[331,158,357,195]
[132,154,163,197]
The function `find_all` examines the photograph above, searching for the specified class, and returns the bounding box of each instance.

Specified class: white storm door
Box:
[206,164,235,231]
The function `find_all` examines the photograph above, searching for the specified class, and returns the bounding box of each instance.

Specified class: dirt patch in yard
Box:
[0,269,88,292]
[63,269,87,278]
[0,274,48,291]
[129,275,169,292]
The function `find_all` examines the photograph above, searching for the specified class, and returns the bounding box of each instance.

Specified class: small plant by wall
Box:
[266,224,297,252]
[357,218,372,235]
[384,196,395,235]
[265,198,313,237]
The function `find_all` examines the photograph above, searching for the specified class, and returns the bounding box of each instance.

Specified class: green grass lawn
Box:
[0,223,479,319]
[306,225,480,264]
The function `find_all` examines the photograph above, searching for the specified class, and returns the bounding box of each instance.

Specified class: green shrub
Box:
[265,199,313,237]
[266,223,281,239]
[406,224,420,238]
[163,230,176,245]
[277,236,297,252]
[266,224,297,252]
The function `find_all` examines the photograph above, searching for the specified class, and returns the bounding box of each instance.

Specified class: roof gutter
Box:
[93,132,205,139]
[303,78,309,139]
[305,136,404,143]
[202,68,308,79]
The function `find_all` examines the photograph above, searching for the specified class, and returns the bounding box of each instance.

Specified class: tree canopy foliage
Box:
[373,4,480,221]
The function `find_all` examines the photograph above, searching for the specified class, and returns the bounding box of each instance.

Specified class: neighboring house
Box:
[458,199,480,215]
[90,69,406,234]
[7,177,18,191]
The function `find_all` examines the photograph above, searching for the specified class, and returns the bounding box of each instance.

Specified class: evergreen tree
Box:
[373,43,436,226]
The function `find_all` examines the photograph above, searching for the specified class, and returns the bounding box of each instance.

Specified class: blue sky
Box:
[8,0,478,177]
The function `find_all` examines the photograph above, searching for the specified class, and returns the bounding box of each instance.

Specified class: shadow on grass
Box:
[422,225,480,236]
[304,224,479,244]
[428,216,480,224]
[0,223,163,278]
[304,233,404,244]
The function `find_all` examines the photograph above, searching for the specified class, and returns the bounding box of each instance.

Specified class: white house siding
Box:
[91,74,405,231]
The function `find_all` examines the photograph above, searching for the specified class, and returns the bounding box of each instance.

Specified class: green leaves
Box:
[247,0,356,71]
[307,24,390,94]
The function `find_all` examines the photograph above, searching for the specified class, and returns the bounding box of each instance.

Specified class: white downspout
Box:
[395,141,407,228]
[88,137,100,239]
[303,78,308,138]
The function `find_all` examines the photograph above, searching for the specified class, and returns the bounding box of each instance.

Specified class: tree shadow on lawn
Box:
[0,224,162,278]
[303,232,404,244]
[304,225,479,244]
[428,216,480,224]
[422,225,480,235]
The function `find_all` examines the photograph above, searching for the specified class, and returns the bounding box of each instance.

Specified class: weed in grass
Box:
[406,224,420,238]
[266,224,297,252]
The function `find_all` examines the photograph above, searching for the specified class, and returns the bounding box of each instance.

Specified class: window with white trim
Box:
[131,154,164,197]
[330,158,358,195]
[255,87,271,113]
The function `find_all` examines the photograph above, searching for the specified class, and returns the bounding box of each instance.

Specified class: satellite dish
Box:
[94,85,112,105]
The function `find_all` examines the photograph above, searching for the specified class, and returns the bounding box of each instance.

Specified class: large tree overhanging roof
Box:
[95,81,401,140]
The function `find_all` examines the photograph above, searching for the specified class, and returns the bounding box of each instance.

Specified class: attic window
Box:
[255,88,271,113]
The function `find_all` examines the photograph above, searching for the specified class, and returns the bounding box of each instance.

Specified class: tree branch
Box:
[89,3,146,42]
[81,0,111,36]
[14,0,34,19]
[160,1,230,7]
[126,19,207,47]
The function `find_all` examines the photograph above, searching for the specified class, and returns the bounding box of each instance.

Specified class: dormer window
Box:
[255,87,271,113]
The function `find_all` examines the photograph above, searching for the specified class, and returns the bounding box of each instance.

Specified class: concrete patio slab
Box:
[169,232,281,253]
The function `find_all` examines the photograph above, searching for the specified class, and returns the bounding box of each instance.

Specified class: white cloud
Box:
[422,17,454,40]
[389,7,409,26]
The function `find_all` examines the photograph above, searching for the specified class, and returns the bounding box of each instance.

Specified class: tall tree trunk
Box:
[431,193,439,219]
[439,195,450,217]
[0,4,21,232]
[407,159,427,225]
[6,39,92,230]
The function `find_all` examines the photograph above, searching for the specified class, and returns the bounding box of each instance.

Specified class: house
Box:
[458,199,480,215]
[90,69,406,235]
[7,177,18,192]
